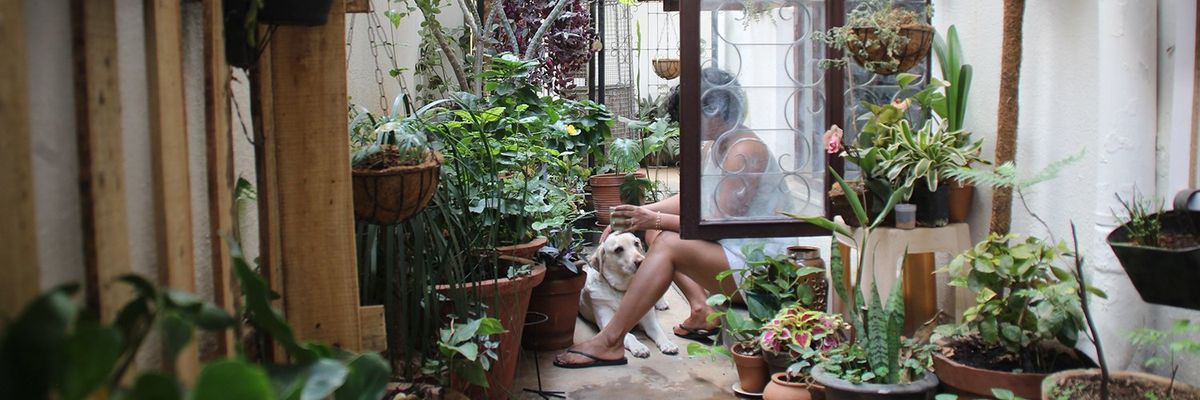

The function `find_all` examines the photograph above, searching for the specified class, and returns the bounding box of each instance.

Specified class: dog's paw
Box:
[624,336,652,358]
[658,340,679,355]
[654,298,670,311]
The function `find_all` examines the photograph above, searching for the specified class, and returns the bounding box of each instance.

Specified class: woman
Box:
[555,67,794,368]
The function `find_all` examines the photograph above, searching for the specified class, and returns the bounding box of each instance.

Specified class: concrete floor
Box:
[511,284,741,399]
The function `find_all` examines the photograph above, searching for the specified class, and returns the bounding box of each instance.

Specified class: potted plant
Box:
[790,169,940,400]
[1106,191,1200,311]
[1042,227,1200,400]
[590,117,674,225]
[931,233,1097,399]
[522,218,592,351]
[876,119,982,227]
[758,306,847,400]
[815,0,933,76]
[932,26,976,223]
[349,103,442,226]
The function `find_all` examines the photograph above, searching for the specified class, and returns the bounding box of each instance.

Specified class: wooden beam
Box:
[144,0,199,380]
[254,0,362,351]
[359,305,386,352]
[72,0,132,323]
[202,0,238,360]
[0,0,41,327]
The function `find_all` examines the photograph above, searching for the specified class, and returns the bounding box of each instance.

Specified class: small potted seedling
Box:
[1107,190,1200,310]
[349,102,442,225]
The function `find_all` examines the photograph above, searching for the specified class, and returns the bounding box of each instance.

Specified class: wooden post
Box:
[202,0,238,360]
[989,0,1026,235]
[72,0,133,323]
[0,0,41,327]
[253,0,363,351]
[144,0,200,380]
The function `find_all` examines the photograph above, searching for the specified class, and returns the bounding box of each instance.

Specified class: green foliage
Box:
[876,119,983,196]
[430,317,505,388]
[1128,319,1200,391]
[932,25,973,134]
[349,98,431,169]
[757,306,847,377]
[1113,191,1164,247]
[946,150,1085,192]
[0,239,389,400]
[935,234,1104,367]
[813,0,930,72]
[604,116,678,175]
[785,168,928,384]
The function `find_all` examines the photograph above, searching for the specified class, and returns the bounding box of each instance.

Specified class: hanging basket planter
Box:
[1107,209,1200,311]
[846,25,934,76]
[351,150,442,225]
[652,58,681,80]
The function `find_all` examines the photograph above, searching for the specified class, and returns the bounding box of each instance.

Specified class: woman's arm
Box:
[640,194,680,215]
[712,138,770,217]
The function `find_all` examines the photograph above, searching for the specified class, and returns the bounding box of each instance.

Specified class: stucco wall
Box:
[935,0,1200,384]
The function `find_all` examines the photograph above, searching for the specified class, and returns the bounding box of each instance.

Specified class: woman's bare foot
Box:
[554,334,625,367]
[672,307,721,337]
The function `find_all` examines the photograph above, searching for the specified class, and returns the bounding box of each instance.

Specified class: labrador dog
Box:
[579,232,679,358]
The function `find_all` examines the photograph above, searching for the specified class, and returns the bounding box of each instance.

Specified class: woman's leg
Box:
[556,232,739,364]
[644,229,722,332]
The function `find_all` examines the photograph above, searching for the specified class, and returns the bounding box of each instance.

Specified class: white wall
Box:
[935,0,1200,384]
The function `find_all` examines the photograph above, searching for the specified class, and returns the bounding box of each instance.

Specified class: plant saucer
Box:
[731,383,763,398]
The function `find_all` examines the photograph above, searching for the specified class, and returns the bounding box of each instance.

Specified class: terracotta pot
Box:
[522,270,588,351]
[948,180,973,223]
[732,343,771,394]
[352,150,442,225]
[1041,369,1200,400]
[764,373,814,400]
[847,25,934,76]
[495,236,548,259]
[812,364,938,400]
[437,260,546,400]
[933,352,1049,400]
[589,172,646,225]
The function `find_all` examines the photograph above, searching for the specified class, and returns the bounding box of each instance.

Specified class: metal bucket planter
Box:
[352,150,442,225]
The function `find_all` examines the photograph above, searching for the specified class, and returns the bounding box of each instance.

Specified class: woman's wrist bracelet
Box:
[655,211,662,231]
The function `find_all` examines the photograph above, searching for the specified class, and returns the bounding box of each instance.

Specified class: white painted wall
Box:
[935,0,1200,384]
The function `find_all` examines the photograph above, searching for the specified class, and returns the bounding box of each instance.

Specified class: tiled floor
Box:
[511,284,741,399]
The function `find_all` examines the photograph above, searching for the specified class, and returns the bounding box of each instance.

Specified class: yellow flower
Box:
[566,124,579,136]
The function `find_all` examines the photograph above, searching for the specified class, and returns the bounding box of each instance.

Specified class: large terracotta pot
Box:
[732,342,770,394]
[812,365,938,400]
[847,25,934,76]
[521,269,587,351]
[589,172,646,225]
[352,150,442,225]
[948,180,974,223]
[1041,369,1200,400]
[438,260,546,400]
[933,352,1048,400]
[495,236,548,259]
[764,372,814,400]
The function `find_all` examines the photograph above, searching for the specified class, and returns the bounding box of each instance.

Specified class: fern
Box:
[946,149,1085,190]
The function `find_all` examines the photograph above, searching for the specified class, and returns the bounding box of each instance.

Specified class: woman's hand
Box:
[610,205,661,233]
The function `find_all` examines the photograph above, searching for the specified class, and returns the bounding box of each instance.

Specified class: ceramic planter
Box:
[522,269,587,351]
[496,236,549,260]
[1041,369,1200,400]
[764,372,816,400]
[947,180,974,223]
[932,352,1048,400]
[732,343,770,394]
[1107,210,1200,311]
[812,365,938,400]
[351,150,442,225]
[589,172,646,225]
[436,260,546,400]
[847,25,934,76]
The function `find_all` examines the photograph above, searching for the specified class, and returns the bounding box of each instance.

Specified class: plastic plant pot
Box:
[894,203,916,230]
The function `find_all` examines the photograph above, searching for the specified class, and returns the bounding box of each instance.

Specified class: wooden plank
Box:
[0,0,41,327]
[202,0,238,360]
[72,0,132,323]
[255,0,362,351]
[144,0,199,380]
[359,305,386,352]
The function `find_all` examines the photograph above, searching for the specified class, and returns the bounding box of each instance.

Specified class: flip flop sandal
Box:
[552,349,629,369]
[673,325,718,344]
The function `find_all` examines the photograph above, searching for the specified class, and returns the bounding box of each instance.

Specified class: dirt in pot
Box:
[733,341,761,357]
[1157,232,1200,249]
[354,145,425,171]
[944,337,1092,374]
[1050,375,1200,400]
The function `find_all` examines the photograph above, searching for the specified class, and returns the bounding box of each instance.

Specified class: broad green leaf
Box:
[335,353,390,400]
[706,294,729,307]
[0,284,79,400]
[785,212,852,238]
[127,372,182,400]
[884,272,905,383]
[193,359,274,400]
[195,303,236,330]
[299,359,349,400]
[60,322,122,400]
[454,362,489,388]
[476,317,506,336]
[159,313,194,364]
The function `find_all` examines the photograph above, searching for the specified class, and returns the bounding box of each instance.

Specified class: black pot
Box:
[908,183,949,227]
[1107,210,1200,311]
[812,365,938,400]
[259,0,334,26]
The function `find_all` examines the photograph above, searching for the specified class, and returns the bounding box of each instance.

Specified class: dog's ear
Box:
[587,247,602,271]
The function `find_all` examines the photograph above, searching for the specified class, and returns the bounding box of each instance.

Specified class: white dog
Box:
[579,232,679,358]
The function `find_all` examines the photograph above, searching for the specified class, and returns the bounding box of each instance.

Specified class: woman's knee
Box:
[648,231,682,253]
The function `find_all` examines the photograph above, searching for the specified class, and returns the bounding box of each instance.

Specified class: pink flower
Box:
[892,98,911,111]
[822,125,844,154]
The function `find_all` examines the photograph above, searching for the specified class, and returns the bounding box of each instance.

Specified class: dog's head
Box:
[587,232,645,291]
